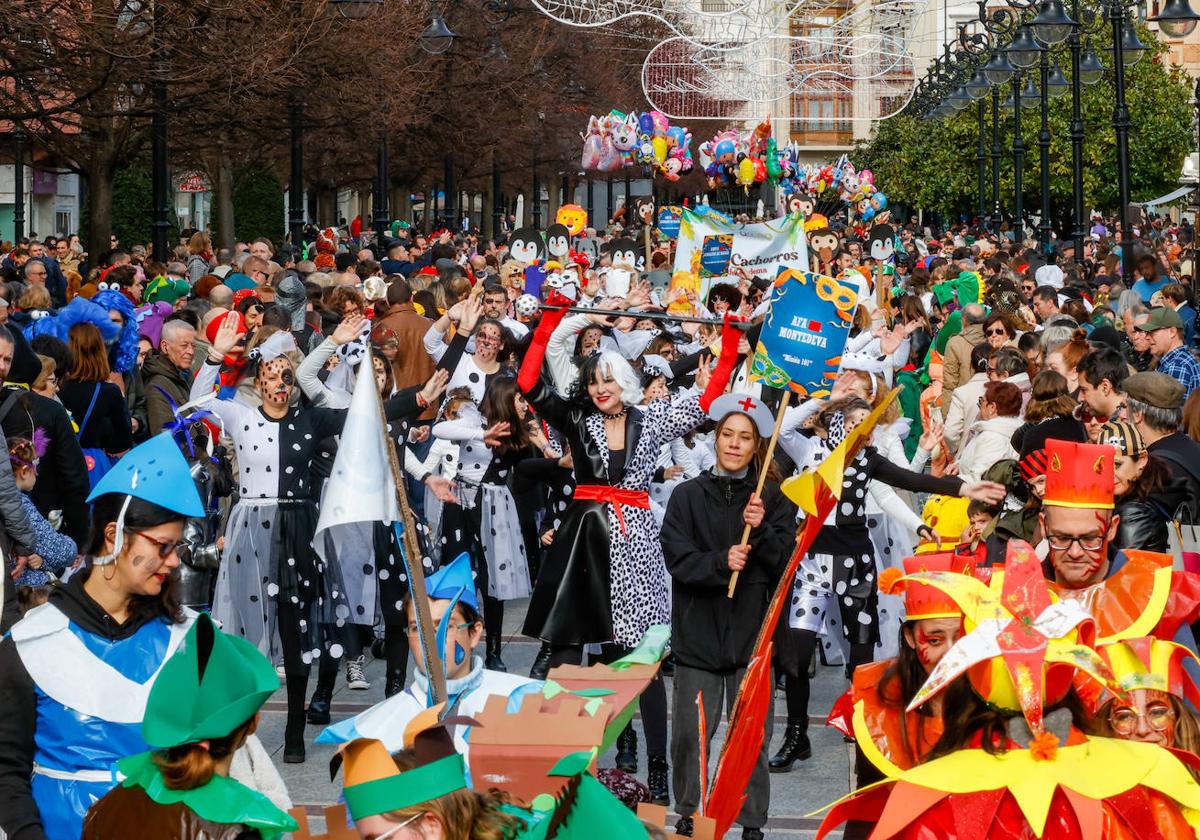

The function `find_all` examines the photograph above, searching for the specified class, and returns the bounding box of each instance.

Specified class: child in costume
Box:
[8,434,77,589]
[815,540,1200,839]
[316,553,540,759]
[81,614,297,840]
[0,434,205,840]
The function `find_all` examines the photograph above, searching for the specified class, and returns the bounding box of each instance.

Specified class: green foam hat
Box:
[142,613,279,748]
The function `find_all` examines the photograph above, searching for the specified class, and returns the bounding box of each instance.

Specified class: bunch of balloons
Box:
[783,155,889,224]
[697,116,801,194]
[580,109,695,181]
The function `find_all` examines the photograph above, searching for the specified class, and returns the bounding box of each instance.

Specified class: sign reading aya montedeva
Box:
[750,267,856,398]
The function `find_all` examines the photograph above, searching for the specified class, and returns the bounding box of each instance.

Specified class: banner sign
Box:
[656,206,683,239]
[671,208,808,302]
[749,267,856,397]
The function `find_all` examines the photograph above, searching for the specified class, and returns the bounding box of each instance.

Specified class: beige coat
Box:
[942,322,986,397]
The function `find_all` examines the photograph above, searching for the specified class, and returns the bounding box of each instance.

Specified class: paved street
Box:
[264,601,853,838]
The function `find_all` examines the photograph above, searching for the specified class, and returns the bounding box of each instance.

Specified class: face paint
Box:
[454,642,466,665]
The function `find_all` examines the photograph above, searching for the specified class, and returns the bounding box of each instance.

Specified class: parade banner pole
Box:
[538,304,754,329]
[726,389,791,598]
[378,375,447,705]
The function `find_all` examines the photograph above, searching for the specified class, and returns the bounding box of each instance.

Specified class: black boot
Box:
[615,725,638,773]
[674,816,694,837]
[483,597,506,671]
[647,755,669,805]
[742,828,765,840]
[307,654,337,724]
[284,670,308,764]
[529,642,553,680]
[768,722,811,773]
[485,633,507,672]
[385,669,406,698]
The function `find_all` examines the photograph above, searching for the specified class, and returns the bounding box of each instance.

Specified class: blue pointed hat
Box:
[425,552,478,612]
[87,433,205,518]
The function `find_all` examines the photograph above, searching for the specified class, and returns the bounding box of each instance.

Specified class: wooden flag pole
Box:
[377,356,447,704]
[643,221,653,270]
[727,389,792,598]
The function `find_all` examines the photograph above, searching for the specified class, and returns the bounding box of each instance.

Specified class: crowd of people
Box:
[2,204,1200,839]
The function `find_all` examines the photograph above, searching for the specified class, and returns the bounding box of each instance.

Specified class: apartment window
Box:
[54,211,71,237]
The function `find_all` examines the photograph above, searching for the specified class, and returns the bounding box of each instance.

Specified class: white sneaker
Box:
[346,655,370,690]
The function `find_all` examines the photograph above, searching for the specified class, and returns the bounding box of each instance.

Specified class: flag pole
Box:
[537,304,754,329]
[375,350,447,704]
[727,389,791,598]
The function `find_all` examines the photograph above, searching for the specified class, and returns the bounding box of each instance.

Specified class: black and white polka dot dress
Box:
[191,361,419,665]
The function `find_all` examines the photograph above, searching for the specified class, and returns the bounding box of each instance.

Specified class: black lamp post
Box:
[373,132,389,250]
[992,88,1002,236]
[12,118,25,244]
[978,98,988,226]
[1011,72,1026,241]
[1038,48,1054,255]
[150,0,170,262]
[1110,0,1137,283]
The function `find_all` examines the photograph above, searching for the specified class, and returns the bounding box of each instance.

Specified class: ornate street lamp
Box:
[1030,0,1077,45]
[1150,0,1200,38]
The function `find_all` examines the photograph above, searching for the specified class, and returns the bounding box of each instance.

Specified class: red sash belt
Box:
[574,485,650,534]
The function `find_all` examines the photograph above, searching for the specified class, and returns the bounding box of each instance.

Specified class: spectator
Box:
[956,380,1023,482]
[62,323,135,482]
[943,303,987,395]
[1132,253,1170,303]
[982,312,1016,351]
[987,346,1033,407]
[1077,347,1129,422]
[0,326,90,548]
[1043,328,1090,394]
[944,342,991,455]
[1125,371,1200,502]
[373,277,435,396]
[1161,283,1196,347]
[1138,307,1200,398]
[143,319,197,435]
[1017,331,1043,377]
[1032,286,1061,322]
[1011,370,1086,456]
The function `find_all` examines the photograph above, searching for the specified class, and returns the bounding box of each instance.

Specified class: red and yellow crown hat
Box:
[1100,637,1200,710]
[881,553,978,621]
[1042,438,1114,510]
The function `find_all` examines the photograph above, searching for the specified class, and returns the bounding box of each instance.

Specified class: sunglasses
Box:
[986,327,1008,337]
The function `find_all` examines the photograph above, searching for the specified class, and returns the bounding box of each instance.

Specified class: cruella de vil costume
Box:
[188,336,427,760]
[515,305,742,651]
[0,434,205,840]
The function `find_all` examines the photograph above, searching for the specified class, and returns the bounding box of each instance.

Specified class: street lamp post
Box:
[12,119,25,243]
[1039,49,1053,255]
[150,0,170,262]
[1012,73,1025,242]
[1111,0,1133,283]
[1068,0,1086,261]
[492,159,503,240]
[444,156,456,230]
[991,87,1002,236]
[373,132,389,251]
[978,98,987,226]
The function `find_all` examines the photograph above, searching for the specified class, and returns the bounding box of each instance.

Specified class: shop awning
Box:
[1134,185,1194,207]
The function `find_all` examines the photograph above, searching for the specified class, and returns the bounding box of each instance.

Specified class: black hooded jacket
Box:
[0,572,184,840]
[662,469,797,673]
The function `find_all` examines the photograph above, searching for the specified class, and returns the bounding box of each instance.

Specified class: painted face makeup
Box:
[256,358,294,409]
[909,617,962,673]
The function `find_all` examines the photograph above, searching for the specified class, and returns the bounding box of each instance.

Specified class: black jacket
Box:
[0,573,182,840]
[1149,433,1200,519]
[1113,473,1191,554]
[662,470,797,673]
[0,386,91,547]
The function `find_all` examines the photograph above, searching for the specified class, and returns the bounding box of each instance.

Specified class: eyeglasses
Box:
[133,531,188,559]
[1045,532,1107,553]
[375,812,424,838]
[986,328,1008,337]
[1109,704,1174,736]
[404,622,474,637]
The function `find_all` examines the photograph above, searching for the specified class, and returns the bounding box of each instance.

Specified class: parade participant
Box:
[827,553,977,776]
[0,433,205,840]
[662,393,798,840]
[432,376,537,672]
[80,614,296,840]
[1040,437,1121,590]
[514,296,741,805]
[815,541,1200,839]
[316,553,538,759]
[425,297,515,403]
[336,733,524,840]
[1098,638,1200,774]
[294,313,457,697]
[770,399,1005,773]
[192,313,447,765]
